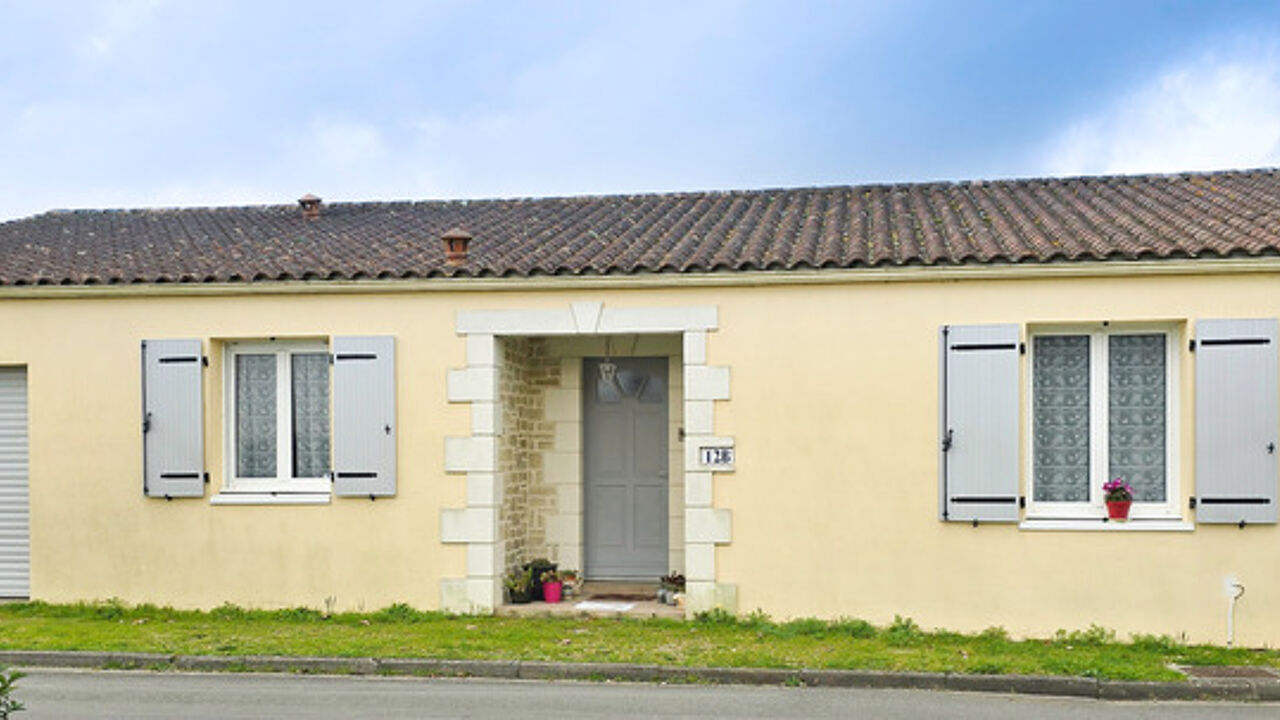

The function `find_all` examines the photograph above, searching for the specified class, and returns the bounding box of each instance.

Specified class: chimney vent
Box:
[442,228,472,265]
[298,193,322,219]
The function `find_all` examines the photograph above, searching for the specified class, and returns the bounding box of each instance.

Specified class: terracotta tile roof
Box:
[4,169,1280,287]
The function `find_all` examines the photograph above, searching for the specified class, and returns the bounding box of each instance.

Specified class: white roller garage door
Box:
[0,367,29,598]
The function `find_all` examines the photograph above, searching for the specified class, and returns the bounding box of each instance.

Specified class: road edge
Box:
[2,650,1278,702]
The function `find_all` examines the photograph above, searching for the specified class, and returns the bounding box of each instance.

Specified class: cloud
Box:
[1041,43,1280,176]
[82,0,168,59]
[307,117,388,169]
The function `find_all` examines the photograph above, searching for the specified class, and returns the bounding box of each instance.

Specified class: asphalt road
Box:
[12,669,1280,719]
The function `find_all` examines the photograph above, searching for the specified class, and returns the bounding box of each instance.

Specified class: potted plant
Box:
[659,572,686,605]
[1103,478,1134,520]
[540,569,564,603]
[523,558,557,601]
[558,569,580,598]
[504,566,534,604]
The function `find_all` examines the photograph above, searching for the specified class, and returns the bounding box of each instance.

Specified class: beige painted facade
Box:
[3,263,1280,645]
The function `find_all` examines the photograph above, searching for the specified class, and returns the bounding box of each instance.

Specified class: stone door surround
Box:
[440,301,736,615]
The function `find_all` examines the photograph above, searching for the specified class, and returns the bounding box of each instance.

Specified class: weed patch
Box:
[831,618,876,639]
[1053,625,1115,647]
[0,665,23,720]
[884,615,924,646]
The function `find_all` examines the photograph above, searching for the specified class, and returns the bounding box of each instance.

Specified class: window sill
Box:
[211,492,331,506]
[1019,518,1194,532]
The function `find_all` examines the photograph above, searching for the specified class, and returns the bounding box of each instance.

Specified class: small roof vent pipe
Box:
[298,193,322,219]
[442,228,472,265]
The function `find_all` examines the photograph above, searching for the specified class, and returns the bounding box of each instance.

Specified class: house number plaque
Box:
[699,446,735,467]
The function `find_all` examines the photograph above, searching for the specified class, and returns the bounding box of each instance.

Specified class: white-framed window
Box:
[1026,323,1180,520]
[222,339,331,494]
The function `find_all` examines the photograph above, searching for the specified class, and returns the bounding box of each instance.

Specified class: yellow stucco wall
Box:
[712,271,1279,646]
[1,267,1278,644]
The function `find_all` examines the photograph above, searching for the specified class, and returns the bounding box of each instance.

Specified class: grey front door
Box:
[583,357,669,580]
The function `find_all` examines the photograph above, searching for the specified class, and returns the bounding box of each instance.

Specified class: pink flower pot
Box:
[1106,500,1131,520]
[542,581,563,603]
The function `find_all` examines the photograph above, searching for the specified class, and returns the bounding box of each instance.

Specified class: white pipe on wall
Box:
[1227,582,1245,648]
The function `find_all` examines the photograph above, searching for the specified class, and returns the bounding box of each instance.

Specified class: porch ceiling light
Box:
[598,359,617,383]
[599,336,618,383]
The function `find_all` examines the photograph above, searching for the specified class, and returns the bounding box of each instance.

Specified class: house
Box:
[2,169,1280,645]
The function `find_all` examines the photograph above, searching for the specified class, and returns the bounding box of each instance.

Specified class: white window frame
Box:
[222,339,331,494]
[1025,322,1181,521]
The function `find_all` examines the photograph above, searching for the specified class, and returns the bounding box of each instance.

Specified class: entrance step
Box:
[497,580,683,619]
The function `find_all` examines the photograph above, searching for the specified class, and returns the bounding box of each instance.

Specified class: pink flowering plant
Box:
[1102,478,1134,502]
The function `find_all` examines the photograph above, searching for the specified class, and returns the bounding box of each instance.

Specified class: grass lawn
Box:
[1,601,1276,682]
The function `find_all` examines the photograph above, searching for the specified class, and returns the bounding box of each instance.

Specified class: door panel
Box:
[633,485,667,549]
[591,485,627,548]
[584,357,669,579]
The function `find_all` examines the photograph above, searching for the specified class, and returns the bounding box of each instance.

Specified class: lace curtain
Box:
[1034,333,1166,504]
[1108,334,1165,502]
[1033,336,1091,502]
[235,354,277,478]
[291,353,331,478]
[236,351,331,480]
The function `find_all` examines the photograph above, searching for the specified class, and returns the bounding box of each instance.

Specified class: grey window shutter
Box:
[940,324,1020,522]
[1195,318,1278,525]
[141,339,205,498]
[332,336,397,497]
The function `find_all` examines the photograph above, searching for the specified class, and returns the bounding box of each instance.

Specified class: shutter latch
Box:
[941,429,954,452]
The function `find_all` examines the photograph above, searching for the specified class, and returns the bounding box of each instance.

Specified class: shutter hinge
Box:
[1189,339,1196,352]
[1189,496,1197,509]
[1019,496,1026,508]
[941,429,954,452]
[202,355,209,367]
[142,411,152,433]
[203,472,210,485]
[1019,342,1026,355]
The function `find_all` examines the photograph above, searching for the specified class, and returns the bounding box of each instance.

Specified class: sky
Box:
[3,1,1280,221]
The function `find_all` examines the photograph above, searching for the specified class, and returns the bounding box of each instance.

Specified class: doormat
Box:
[587,593,654,601]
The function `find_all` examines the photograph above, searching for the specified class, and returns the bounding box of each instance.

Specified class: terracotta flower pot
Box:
[1106,500,1132,520]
